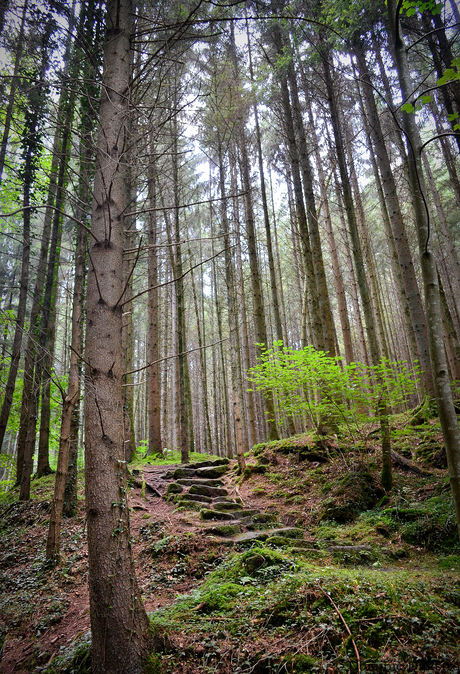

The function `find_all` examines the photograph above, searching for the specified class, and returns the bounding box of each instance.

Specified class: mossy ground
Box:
[1,414,459,672]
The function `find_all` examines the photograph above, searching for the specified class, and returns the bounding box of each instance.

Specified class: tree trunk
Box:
[229,24,279,441]
[0,0,27,186]
[46,165,86,561]
[84,1,152,669]
[354,44,433,391]
[322,41,392,489]
[388,0,460,535]
[218,140,246,471]
[246,15,283,345]
[146,149,162,456]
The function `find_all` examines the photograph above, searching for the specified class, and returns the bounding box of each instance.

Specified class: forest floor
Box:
[0,412,460,674]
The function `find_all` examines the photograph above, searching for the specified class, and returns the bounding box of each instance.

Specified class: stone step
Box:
[265,536,312,548]
[195,464,229,479]
[175,493,212,504]
[233,531,269,543]
[232,509,260,520]
[177,478,224,488]
[213,496,241,504]
[173,468,197,480]
[213,502,243,512]
[264,527,304,539]
[203,523,242,537]
[189,485,228,498]
[200,508,235,521]
[251,513,277,524]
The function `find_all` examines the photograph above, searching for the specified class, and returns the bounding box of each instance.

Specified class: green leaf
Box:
[421,95,432,105]
[437,69,457,86]
[448,112,459,122]
[401,103,415,113]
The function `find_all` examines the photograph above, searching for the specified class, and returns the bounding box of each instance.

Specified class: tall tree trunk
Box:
[231,160,257,449]
[84,1,152,670]
[46,165,86,561]
[388,0,460,535]
[229,24,279,441]
[0,0,27,186]
[246,15,283,344]
[218,141,246,471]
[0,119,32,454]
[306,98,354,364]
[286,53,336,356]
[322,42,392,489]
[146,150,162,456]
[354,44,433,390]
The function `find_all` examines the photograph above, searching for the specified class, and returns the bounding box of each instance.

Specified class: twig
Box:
[124,338,228,376]
[87,248,104,303]
[124,245,234,306]
[0,204,98,242]
[114,236,143,308]
[318,585,361,673]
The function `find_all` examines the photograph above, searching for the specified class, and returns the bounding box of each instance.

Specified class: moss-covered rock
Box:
[204,524,241,537]
[196,464,229,479]
[319,472,384,523]
[200,508,235,521]
[165,482,183,496]
[213,502,243,512]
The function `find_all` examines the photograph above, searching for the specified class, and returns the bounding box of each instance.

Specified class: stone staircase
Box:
[144,457,307,548]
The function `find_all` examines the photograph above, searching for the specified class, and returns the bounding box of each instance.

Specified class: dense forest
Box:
[1,0,460,671]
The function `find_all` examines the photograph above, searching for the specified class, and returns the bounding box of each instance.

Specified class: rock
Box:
[266,536,312,548]
[234,531,269,543]
[376,524,391,538]
[200,508,235,521]
[289,547,325,558]
[185,458,229,469]
[267,527,304,539]
[251,513,276,524]
[265,536,293,547]
[173,468,197,479]
[196,465,229,479]
[204,524,242,537]
[165,483,183,496]
[326,545,372,552]
[246,523,276,531]
[175,493,211,504]
[319,472,384,523]
[189,485,228,497]
[213,502,243,512]
[177,478,224,487]
[233,509,260,520]
[213,496,242,504]
[243,553,266,573]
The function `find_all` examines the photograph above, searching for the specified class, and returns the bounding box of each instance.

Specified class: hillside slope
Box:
[1,420,459,673]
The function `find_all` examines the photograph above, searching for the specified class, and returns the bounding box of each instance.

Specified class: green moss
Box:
[143,653,162,674]
[284,653,317,672]
[438,555,460,570]
[320,472,384,523]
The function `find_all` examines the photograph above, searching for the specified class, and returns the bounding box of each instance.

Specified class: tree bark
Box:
[354,44,433,391]
[322,41,392,489]
[84,1,152,669]
[388,0,460,535]
[146,149,162,456]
